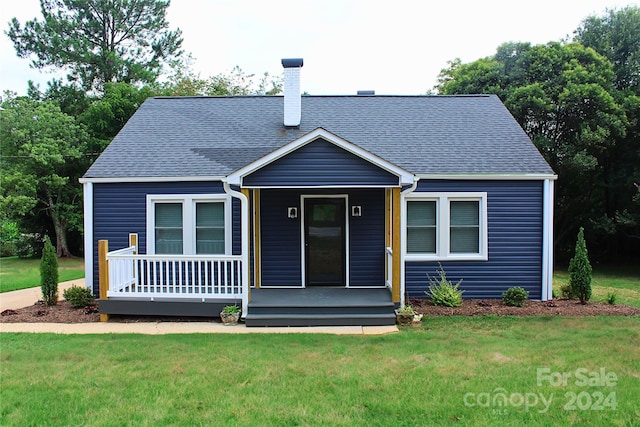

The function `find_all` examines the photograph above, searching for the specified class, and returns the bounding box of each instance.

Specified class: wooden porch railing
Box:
[106,246,243,299]
[385,246,393,289]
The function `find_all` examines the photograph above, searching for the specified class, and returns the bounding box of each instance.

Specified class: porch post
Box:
[128,233,138,254]
[392,188,401,304]
[98,240,109,322]
[253,189,261,288]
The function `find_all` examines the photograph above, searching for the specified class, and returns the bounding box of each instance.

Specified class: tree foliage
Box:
[40,236,59,305]
[574,6,640,92]
[574,6,640,253]
[569,227,592,304]
[156,57,283,96]
[0,94,89,257]
[436,11,639,261]
[6,0,183,92]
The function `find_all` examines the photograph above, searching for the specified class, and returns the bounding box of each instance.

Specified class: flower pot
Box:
[411,314,423,327]
[395,310,414,326]
[220,311,240,325]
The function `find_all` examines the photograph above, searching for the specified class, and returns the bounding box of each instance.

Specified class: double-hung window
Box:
[405,193,487,261]
[148,195,230,255]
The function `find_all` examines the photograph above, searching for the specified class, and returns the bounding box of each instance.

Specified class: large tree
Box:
[574,6,640,253]
[6,0,183,92]
[437,41,628,260]
[0,95,89,257]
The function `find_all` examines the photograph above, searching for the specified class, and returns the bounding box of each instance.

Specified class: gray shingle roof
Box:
[83,94,555,178]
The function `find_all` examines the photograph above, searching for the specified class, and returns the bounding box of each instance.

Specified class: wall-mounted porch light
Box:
[352,206,362,217]
[288,207,298,219]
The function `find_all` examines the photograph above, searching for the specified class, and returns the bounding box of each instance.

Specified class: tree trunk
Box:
[50,208,73,258]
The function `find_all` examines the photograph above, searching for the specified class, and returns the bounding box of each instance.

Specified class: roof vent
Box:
[282,58,303,127]
[357,90,375,95]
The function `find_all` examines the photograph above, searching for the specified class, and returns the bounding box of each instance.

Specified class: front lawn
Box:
[1,316,638,426]
[0,257,84,293]
[554,264,640,307]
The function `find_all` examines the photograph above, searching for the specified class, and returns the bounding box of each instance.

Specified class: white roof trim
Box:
[79,176,226,184]
[224,128,416,186]
[418,173,558,181]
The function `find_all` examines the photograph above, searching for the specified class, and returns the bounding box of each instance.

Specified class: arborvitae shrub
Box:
[40,236,59,305]
[569,227,592,305]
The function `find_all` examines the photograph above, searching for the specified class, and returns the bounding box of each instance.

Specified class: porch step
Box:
[244,313,396,327]
[245,288,396,327]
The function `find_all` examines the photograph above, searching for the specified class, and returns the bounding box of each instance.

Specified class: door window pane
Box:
[155,203,183,254]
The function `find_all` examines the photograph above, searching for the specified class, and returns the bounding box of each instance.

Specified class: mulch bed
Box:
[409,298,640,317]
[1,298,639,324]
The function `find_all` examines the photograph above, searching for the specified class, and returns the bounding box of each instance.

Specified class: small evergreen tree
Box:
[40,236,59,305]
[569,227,592,304]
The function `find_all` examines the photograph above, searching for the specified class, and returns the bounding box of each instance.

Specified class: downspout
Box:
[542,179,555,301]
[399,177,419,307]
[223,181,250,318]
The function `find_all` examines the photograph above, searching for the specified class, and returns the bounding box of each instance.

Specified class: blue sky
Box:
[1,0,636,96]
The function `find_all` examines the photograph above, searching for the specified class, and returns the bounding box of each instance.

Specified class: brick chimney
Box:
[281,58,303,127]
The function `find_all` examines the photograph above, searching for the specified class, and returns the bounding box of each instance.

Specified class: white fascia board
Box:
[418,173,558,181]
[225,128,416,186]
[239,184,397,190]
[79,176,226,184]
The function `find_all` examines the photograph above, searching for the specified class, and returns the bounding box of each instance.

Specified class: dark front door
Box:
[305,198,346,286]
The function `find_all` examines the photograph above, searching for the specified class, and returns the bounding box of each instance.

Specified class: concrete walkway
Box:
[0,322,398,335]
[0,280,399,335]
[0,279,82,311]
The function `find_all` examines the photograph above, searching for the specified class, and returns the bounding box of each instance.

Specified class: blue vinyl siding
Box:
[260,190,303,285]
[349,189,385,285]
[243,138,399,187]
[91,181,233,295]
[405,180,544,299]
[260,189,385,287]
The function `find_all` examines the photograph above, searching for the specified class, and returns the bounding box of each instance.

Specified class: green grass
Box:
[0,257,84,293]
[555,264,640,307]
[1,316,638,426]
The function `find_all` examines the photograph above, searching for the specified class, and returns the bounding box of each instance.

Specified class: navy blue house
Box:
[81,59,556,326]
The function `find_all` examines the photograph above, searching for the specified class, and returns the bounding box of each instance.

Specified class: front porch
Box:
[97,239,398,326]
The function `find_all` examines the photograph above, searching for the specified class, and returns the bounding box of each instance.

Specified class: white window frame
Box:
[404,192,488,261]
[147,194,232,255]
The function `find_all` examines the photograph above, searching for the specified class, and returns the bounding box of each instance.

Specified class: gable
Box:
[242,138,399,187]
[227,128,415,188]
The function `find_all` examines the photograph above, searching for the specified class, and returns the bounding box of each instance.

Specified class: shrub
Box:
[15,234,44,258]
[502,286,529,307]
[569,227,592,304]
[0,219,19,257]
[606,291,617,305]
[425,265,464,307]
[63,286,95,308]
[560,283,576,299]
[40,236,59,305]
